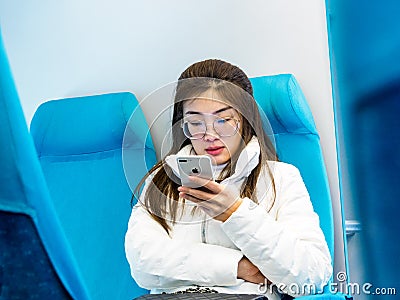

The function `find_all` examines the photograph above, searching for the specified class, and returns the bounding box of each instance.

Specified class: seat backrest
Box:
[0,31,89,299]
[30,92,157,299]
[250,74,334,260]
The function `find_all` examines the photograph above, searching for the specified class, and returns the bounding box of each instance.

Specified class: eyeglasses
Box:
[181,117,240,140]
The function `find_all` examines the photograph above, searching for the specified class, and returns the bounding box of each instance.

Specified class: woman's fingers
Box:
[187,176,221,193]
[179,192,220,211]
[179,192,202,203]
[178,176,241,221]
[178,185,214,200]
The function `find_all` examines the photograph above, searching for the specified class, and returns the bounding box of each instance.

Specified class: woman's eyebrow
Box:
[184,106,232,115]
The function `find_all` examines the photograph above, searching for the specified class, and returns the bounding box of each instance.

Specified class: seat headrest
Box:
[250,74,317,135]
[30,92,150,156]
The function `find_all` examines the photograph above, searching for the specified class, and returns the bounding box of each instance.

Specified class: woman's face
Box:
[182,91,243,165]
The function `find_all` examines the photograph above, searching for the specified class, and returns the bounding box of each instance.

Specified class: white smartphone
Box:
[177,155,214,189]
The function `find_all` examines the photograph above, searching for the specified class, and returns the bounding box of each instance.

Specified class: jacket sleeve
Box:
[220,163,332,297]
[125,201,243,290]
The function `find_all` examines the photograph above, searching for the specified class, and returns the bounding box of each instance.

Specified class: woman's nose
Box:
[203,123,219,141]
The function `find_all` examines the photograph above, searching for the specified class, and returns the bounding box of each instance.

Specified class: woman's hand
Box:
[178,176,243,222]
[237,257,267,284]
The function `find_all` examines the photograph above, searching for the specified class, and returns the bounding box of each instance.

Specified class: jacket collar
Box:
[165,136,260,185]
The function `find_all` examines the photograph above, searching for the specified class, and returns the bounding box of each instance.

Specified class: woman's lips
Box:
[205,146,224,156]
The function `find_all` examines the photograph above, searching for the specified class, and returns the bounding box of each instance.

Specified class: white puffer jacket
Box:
[125,137,332,299]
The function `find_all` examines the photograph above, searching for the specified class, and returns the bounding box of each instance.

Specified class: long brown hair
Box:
[133,59,277,233]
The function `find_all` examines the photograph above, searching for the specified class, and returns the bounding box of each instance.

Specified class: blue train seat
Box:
[250,75,348,299]
[30,92,157,299]
[0,31,89,299]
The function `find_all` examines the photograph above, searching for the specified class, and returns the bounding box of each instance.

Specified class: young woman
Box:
[125,59,332,299]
